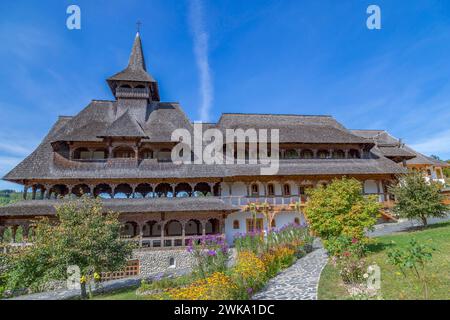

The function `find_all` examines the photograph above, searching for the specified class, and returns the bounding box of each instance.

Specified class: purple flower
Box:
[207,249,217,256]
[247,288,253,294]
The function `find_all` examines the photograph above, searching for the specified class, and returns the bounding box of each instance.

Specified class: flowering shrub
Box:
[327,236,369,284]
[232,251,267,299]
[166,272,237,300]
[187,235,230,278]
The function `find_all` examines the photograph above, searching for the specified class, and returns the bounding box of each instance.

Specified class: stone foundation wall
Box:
[133,249,195,276]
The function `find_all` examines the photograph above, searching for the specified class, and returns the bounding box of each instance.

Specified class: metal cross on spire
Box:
[136,21,142,33]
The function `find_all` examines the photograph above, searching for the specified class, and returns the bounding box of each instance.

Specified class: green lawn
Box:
[93,287,144,300]
[318,222,450,300]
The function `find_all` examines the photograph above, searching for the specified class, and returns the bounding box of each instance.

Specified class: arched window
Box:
[92,148,107,160]
[285,149,299,159]
[114,184,133,199]
[267,184,275,196]
[94,184,112,199]
[113,146,135,159]
[165,220,182,236]
[348,149,360,159]
[332,150,345,159]
[283,184,291,196]
[317,150,329,159]
[300,149,313,159]
[73,148,90,160]
[251,184,259,196]
[233,220,240,229]
[185,219,202,236]
[205,218,220,235]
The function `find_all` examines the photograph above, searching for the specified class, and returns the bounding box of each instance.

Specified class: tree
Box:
[3,197,133,298]
[390,171,448,226]
[444,160,450,178]
[304,178,380,241]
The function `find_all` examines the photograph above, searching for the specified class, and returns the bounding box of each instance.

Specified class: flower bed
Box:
[139,223,314,300]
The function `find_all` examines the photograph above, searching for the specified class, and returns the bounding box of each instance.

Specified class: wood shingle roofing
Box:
[0,197,239,217]
[107,32,156,83]
[100,110,147,138]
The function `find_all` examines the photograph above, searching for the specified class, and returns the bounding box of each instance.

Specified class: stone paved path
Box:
[253,245,328,300]
[368,215,450,238]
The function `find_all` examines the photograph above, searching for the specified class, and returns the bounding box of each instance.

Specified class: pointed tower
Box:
[107,32,160,102]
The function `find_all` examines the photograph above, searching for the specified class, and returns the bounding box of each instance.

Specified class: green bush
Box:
[304,177,380,242]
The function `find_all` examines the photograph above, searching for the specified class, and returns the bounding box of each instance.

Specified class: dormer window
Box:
[113,146,135,158]
[300,149,313,159]
[317,150,329,159]
[140,149,154,159]
[349,149,360,159]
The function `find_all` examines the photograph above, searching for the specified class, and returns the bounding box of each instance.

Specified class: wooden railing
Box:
[123,234,226,250]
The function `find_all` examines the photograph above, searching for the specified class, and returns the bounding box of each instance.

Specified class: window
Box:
[299,186,306,195]
[317,150,329,159]
[113,147,135,158]
[300,149,313,159]
[294,217,300,225]
[158,149,172,162]
[285,149,299,159]
[246,218,263,233]
[251,184,259,196]
[267,184,275,196]
[271,219,276,228]
[233,220,240,229]
[283,184,291,196]
[169,257,176,268]
[92,150,106,159]
[80,151,91,160]
[333,150,345,159]
[348,149,360,159]
[140,149,153,159]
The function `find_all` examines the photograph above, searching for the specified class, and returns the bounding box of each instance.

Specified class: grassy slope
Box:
[318,222,450,300]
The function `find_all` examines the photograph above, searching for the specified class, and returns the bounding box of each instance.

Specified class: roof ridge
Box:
[221,113,333,117]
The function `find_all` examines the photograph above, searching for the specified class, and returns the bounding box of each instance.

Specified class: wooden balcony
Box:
[122,234,226,250]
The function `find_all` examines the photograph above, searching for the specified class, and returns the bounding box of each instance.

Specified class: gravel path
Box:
[252,241,328,300]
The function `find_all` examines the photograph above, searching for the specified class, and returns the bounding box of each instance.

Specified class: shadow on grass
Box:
[367,241,395,254]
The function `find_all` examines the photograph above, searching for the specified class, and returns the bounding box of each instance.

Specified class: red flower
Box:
[351,238,358,244]
[343,251,351,257]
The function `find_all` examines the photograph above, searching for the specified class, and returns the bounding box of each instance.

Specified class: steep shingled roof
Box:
[217,114,372,144]
[100,110,147,138]
[107,32,156,83]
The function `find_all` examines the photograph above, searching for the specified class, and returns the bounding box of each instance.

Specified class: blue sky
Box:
[1,0,450,190]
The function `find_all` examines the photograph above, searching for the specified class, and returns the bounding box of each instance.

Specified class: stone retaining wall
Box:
[133,248,195,276]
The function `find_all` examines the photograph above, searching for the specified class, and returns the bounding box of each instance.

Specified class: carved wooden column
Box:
[44,184,51,199]
[181,222,186,246]
[11,225,17,243]
[23,185,28,200]
[189,183,196,197]
[31,186,37,200]
[0,226,5,242]
[208,182,215,196]
[160,221,165,248]
[138,223,144,248]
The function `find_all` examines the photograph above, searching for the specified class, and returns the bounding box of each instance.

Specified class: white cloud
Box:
[0,142,31,157]
[188,0,213,122]
[410,129,450,158]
